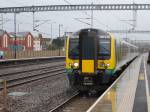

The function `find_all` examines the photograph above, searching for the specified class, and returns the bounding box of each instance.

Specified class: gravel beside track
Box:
[0,61,78,112]
[6,74,76,112]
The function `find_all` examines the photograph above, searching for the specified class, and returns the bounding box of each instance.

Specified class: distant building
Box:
[0,30,54,51]
[41,37,52,50]
[33,37,42,51]
[0,29,10,51]
[9,32,34,51]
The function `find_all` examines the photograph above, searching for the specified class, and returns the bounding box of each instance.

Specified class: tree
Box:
[52,37,64,49]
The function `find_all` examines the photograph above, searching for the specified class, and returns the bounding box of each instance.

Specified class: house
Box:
[9,32,34,51]
[33,37,42,51]
[0,29,10,51]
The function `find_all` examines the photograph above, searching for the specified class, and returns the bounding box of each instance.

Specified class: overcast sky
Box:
[0,0,150,40]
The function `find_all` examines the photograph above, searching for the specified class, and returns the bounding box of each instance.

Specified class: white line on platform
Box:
[144,54,150,112]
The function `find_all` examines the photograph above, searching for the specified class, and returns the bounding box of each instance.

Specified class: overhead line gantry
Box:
[107,30,150,34]
[1,3,150,34]
[1,4,150,13]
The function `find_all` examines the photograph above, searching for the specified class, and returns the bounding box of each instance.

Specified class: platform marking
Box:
[144,55,150,112]
[139,73,145,80]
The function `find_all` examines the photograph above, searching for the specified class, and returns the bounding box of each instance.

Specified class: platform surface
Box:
[132,56,148,112]
[87,56,144,112]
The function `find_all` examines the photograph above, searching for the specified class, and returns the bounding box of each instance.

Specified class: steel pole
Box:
[14,13,17,59]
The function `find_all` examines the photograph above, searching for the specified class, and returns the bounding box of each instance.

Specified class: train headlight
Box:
[73,62,79,67]
[106,63,110,67]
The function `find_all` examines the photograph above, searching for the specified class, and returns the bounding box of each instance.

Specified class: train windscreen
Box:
[69,38,110,60]
[69,38,79,59]
[99,38,111,59]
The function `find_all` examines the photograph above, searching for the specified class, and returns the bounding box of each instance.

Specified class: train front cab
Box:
[66,30,117,91]
[97,34,116,82]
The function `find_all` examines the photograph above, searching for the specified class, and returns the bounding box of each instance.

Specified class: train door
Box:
[79,30,98,74]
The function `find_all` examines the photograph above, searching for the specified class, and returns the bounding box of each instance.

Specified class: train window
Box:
[69,38,79,59]
[99,38,111,60]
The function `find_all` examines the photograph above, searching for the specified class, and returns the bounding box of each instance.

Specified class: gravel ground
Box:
[0,61,76,112]
[3,73,76,112]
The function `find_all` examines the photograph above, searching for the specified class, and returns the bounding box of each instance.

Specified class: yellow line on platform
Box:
[139,73,145,80]
[144,55,150,112]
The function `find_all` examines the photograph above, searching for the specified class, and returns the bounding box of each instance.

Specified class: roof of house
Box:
[0,29,6,36]
[42,38,52,41]
[34,37,41,41]
[9,32,31,38]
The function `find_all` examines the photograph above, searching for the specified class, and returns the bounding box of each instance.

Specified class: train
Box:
[65,28,139,91]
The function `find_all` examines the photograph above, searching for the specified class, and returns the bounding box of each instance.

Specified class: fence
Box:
[4,50,65,59]
[0,80,7,111]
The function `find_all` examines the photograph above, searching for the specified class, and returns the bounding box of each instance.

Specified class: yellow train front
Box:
[66,28,138,91]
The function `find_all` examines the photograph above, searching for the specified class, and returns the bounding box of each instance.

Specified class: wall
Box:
[4,50,65,59]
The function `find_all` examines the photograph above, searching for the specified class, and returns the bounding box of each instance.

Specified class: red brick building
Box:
[9,32,34,51]
[0,30,51,51]
[0,30,10,51]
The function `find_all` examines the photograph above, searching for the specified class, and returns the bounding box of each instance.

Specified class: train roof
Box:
[121,39,138,48]
[71,28,109,38]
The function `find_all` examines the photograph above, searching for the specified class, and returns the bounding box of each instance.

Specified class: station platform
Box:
[87,54,150,112]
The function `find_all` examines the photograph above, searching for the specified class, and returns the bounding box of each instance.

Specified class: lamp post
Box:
[63,26,68,52]
[64,32,67,52]
[14,13,17,59]
[58,24,63,56]
[51,22,56,38]
[17,22,22,33]
[50,22,56,50]
[59,24,63,38]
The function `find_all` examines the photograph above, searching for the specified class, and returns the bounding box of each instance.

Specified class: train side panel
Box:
[98,34,116,75]
[115,38,138,72]
[66,37,79,73]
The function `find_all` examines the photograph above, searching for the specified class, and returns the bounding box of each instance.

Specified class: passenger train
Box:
[66,28,138,91]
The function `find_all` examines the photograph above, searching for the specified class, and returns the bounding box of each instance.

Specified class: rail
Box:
[0,63,65,89]
[0,79,7,111]
[0,56,65,67]
[49,92,79,112]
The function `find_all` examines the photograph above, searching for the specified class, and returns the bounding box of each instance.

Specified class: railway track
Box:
[49,92,99,112]
[48,57,138,112]
[0,63,64,77]
[0,59,64,69]
[0,62,65,90]
[7,70,65,88]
